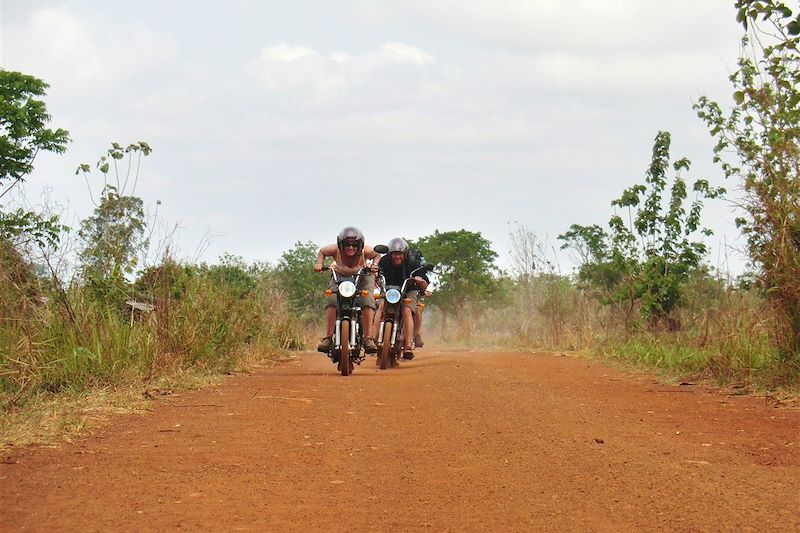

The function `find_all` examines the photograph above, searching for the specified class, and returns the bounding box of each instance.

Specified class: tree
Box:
[77,142,152,301]
[0,70,70,196]
[276,241,327,316]
[559,131,724,329]
[411,229,500,321]
[203,254,262,299]
[79,187,146,293]
[0,70,70,247]
[695,0,800,356]
[0,207,65,249]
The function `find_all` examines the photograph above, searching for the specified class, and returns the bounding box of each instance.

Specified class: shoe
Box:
[363,336,378,354]
[413,334,424,348]
[402,348,414,360]
[317,336,332,353]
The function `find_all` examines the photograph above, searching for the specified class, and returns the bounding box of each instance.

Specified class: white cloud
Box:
[260,44,319,63]
[375,43,435,65]
[248,41,435,103]
[6,6,179,97]
[250,44,362,101]
[483,49,734,99]
[372,0,739,53]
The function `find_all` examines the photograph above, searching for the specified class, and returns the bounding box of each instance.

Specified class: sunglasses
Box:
[344,243,358,249]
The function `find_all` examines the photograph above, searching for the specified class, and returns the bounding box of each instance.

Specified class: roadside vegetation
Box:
[421,1,800,392]
[1,1,797,444]
[0,72,307,443]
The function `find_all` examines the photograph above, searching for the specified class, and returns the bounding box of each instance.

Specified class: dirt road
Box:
[2,350,798,531]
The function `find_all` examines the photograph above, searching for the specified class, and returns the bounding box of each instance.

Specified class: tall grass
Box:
[427,271,798,390]
[0,253,306,409]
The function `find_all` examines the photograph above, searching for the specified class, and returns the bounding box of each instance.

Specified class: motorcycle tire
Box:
[379,321,393,370]
[339,320,352,376]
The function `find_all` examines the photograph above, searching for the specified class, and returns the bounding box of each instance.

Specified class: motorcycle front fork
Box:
[334,318,359,349]
[377,320,399,346]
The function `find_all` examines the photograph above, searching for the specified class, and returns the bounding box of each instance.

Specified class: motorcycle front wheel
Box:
[339,319,353,376]
[379,321,393,370]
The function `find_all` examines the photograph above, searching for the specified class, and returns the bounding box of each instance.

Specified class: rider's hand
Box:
[313,263,323,272]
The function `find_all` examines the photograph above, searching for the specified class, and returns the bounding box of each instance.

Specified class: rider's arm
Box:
[413,259,430,290]
[413,276,429,291]
[364,245,380,261]
[314,243,338,271]
[364,245,381,272]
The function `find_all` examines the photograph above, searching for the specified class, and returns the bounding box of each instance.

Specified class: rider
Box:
[415,288,432,348]
[314,226,380,354]
[374,237,429,359]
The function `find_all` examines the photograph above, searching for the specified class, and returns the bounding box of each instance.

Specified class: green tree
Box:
[77,142,152,301]
[559,131,724,329]
[0,70,70,247]
[204,253,260,300]
[694,0,800,356]
[411,229,500,321]
[79,187,146,296]
[276,241,326,316]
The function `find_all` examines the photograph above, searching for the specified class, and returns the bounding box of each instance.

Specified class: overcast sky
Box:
[3,1,749,274]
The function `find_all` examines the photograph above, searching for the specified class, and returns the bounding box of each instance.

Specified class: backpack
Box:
[407,248,425,267]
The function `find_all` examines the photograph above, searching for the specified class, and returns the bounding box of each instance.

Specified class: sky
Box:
[3,1,750,275]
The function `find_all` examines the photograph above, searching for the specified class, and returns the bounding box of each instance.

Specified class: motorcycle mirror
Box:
[373,244,389,254]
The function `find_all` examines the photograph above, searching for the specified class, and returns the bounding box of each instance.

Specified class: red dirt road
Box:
[1,350,799,531]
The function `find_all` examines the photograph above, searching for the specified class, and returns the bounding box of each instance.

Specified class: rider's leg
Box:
[371,300,384,339]
[356,274,378,352]
[401,305,414,349]
[325,306,335,337]
[361,307,374,338]
[361,306,378,353]
[317,306,337,352]
[413,308,425,348]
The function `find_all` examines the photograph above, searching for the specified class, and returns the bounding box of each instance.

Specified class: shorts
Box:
[325,273,376,310]
[401,289,421,310]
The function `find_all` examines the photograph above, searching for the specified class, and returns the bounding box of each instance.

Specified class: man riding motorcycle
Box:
[314,226,381,354]
[373,237,429,359]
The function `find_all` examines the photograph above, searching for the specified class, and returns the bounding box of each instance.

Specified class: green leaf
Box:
[733,91,745,104]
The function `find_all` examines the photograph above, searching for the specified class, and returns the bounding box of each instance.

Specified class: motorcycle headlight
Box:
[385,288,401,304]
[338,280,357,298]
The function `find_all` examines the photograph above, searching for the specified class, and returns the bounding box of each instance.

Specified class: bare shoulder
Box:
[319,243,338,256]
[364,245,379,259]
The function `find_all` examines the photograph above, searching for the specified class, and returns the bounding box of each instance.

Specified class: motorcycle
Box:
[322,244,387,376]
[375,262,435,370]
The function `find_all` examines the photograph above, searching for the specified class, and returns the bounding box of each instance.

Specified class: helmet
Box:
[337,226,364,253]
[387,237,408,255]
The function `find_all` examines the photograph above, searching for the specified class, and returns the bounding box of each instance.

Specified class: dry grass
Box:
[422,276,799,393]
[0,347,289,453]
[0,252,309,450]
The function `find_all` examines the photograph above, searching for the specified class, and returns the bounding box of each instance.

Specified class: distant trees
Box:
[276,241,327,316]
[695,0,800,356]
[559,131,724,329]
[411,229,501,324]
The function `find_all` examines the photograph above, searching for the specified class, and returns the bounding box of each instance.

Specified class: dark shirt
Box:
[378,252,428,288]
